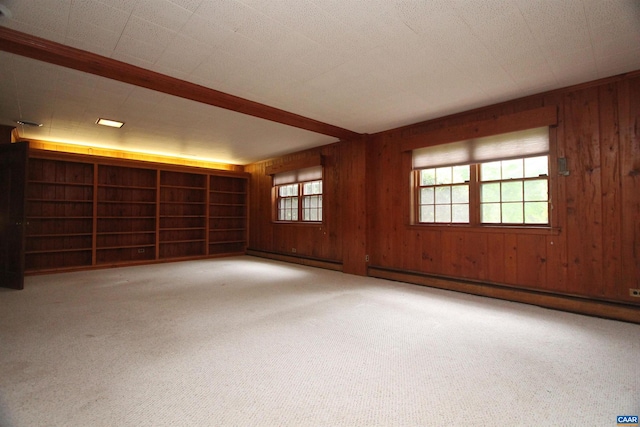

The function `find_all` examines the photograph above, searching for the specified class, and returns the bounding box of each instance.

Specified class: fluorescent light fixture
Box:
[96,118,124,128]
[15,120,43,127]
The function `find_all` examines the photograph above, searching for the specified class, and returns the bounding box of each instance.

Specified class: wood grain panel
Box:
[419,229,442,274]
[620,77,640,300]
[244,71,640,310]
[340,137,367,275]
[516,234,548,288]
[543,92,569,294]
[401,106,557,151]
[598,83,622,299]
[563,87,604,297]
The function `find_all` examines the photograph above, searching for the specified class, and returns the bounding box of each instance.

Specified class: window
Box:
[413,127,550,226]
[273,166,323,222]
[479,156,548,224]
[418,165,470,223]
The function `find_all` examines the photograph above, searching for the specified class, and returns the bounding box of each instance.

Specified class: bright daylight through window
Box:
[414,127,550,226]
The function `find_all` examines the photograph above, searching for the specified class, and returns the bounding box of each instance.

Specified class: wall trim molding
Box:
[247,249,343,271]
[368,265,640,324]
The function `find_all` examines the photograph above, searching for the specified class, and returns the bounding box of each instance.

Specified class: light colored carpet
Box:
[0,256,638,427]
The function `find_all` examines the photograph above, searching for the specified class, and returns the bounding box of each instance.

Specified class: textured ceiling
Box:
[0,0,639,165]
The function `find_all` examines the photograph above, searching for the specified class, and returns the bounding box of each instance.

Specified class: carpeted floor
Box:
[0,256,638,426]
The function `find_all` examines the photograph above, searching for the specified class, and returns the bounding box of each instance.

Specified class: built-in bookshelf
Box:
[209,175,247,255]
[96,165,157,265]
[24,151,248,273]
[159,170,207,259]
[25,158,94,271]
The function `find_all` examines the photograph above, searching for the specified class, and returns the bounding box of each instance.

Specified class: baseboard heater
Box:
[368,265,640,324]
[246,249,343,272]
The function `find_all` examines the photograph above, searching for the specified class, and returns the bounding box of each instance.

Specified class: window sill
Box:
[272,221,323,227]
[407,223,561,235]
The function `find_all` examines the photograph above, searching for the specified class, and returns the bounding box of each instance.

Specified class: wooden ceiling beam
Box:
[0,27,362,141]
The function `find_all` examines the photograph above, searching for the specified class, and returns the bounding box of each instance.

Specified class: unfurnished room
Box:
[0,1,639,426]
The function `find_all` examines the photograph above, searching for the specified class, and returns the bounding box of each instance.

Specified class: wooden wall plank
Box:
[543,93,569,294]
[563,87,604,297]
[340,137,367,275]
[486,233,506,284]
[598,83,623,299]
[516,234,548,289]
[620,77,640,300]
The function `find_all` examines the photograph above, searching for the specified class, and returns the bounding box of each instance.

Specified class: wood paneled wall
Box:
[246,72,640,307]
[246,138,368,274]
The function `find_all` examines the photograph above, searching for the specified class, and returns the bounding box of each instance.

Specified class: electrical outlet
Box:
[137,248,145,253]
[630,289,640,298]
[365,254,369,262]
[291,248,297,253]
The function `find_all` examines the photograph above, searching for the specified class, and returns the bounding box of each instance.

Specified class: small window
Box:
[273,166,323,223]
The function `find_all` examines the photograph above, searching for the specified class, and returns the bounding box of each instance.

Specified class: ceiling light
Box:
[15,120,43,127]
[96,118,124,128]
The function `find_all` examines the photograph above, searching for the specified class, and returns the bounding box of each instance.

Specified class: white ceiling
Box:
[0,0,639,165]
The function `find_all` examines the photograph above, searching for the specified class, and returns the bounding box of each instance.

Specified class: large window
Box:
[413,127,550,226]
[273,166,323,223]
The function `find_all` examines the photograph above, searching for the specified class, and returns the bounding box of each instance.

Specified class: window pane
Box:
[451,185,469,203]
[452,204,469,223]
[524,180,548,201]
[435,167,452,185]
[502,202,523,223]
[501,181,523,202]
[481,183,500,203]
[420,187,434,204]
[502,159,524,179]
[435,186,451,204]
[481,161,501,181]
[303,182,312,194]
[420,169,436,186]
[452,165,470,183]
[291,208,298,220]
[482,203,501,223]
[524,156,548,178]
[435,205,451,222]
[291,185,298,196]
[420,205,434,222]
[525,202,548,224]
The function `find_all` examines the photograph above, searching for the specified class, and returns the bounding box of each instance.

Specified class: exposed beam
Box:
[0,27,362,141]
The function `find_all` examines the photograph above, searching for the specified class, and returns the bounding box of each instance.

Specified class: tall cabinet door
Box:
[0,141,28,289]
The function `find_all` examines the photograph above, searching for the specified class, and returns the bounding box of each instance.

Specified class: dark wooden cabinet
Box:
[24,151,248,273]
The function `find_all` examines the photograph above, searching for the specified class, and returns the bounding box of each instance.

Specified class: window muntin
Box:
[276,179,322,222]
[418,166,470,223]
[277,184,299,221]
[415,155,550,226]
[302,180,323,221]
